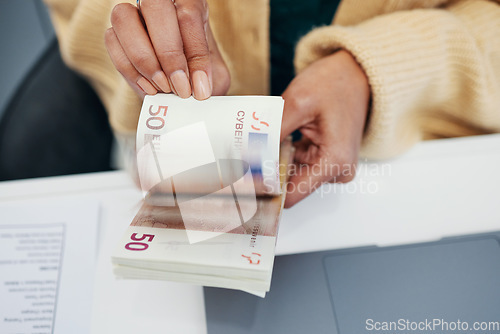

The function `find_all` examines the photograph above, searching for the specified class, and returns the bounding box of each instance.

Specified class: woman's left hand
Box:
[280,50,371,208]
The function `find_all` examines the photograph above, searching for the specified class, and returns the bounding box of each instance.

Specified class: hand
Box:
[281,50,370,208]
[104,0,230,99]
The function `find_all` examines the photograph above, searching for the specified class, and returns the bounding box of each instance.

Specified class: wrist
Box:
[334,50,370,102]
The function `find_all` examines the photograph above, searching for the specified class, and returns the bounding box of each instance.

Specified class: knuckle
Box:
[335,155,357,182]
[176,3,203,25]
[115,64,128,77]
[131,50,151,71]
[323,145,358,183]
[284,93,309,113]
[156,49,185,62]
[112,56,129,76]
[186,52,210,67]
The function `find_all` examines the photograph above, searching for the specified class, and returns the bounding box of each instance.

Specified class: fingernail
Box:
[192,70,211,100]
[170,70,191,98]
[137,77,157,95]
[152,72,171,93]
[169,78,178,95]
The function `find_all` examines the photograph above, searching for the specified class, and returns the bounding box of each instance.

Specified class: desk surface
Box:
[1,134,500,334]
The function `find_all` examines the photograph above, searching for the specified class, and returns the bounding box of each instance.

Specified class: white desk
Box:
[1,134,500,334]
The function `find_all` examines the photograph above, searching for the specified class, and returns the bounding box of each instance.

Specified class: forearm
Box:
[295,0,500,159]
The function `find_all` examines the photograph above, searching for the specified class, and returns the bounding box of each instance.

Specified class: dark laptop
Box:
[205,233,500,333]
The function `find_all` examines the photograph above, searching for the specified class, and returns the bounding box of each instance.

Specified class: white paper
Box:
[0,200,99,334]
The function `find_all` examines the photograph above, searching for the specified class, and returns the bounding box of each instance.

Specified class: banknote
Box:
[136,94,284,200]
[112,135,293,297]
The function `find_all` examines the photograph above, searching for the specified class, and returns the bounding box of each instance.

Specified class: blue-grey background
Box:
[0,1,54,120]
[0,2,114,181]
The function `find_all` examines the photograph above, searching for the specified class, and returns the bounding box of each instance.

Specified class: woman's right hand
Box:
[104,0,230,100]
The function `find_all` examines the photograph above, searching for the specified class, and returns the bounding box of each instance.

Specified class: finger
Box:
[283,139,340,208]
[280,87,315,142]
[176,0,212,100]
[284,165,354,208]
[104,27,156,97]
[284,162,334,209]
[140,0,192,98]
[110,3,171,94]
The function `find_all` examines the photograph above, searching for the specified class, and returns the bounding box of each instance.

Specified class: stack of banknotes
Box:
[112,94,292,297]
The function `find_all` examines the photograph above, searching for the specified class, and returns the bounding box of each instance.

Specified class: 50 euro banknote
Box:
[136,94,284,199]
[112,137,293,297]
[112,95,291,297]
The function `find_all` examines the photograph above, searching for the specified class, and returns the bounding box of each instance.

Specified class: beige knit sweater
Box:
[43,0,500,159]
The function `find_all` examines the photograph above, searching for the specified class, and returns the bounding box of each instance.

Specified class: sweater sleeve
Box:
[43,0,141,134]
[295,0,500,159]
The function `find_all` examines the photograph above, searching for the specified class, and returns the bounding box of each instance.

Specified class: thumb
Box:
[206,23,230,95]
